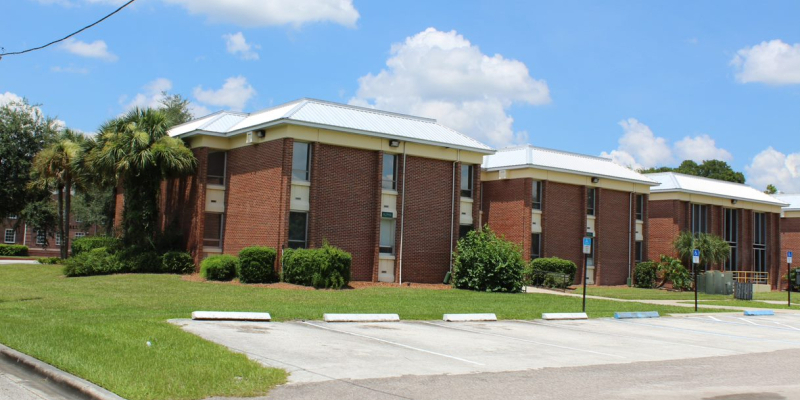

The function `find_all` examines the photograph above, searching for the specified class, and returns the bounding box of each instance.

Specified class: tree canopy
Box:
[640,160,745,184]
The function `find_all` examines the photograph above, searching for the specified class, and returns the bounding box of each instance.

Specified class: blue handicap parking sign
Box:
[693,249,700,257]
[583,238,592,246]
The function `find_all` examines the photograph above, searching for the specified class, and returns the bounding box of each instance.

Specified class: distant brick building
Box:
[156,98,493,283]
[774,194,800,287]
[481,146,658,286]
[646,173,787,288]
[2,214,102,257]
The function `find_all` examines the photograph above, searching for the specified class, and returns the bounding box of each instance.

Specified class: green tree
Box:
[765,184,778,194]
[90,108,196,248]
[160,92,194,128]
[641,159,745,184]
[0,98,60,218]
[20,198,58,249]
[31,130,84,259]
[673,231,731,271]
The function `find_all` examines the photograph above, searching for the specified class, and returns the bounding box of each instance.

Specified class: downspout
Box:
[449,154,458,273]
[398,146,408,285]
[627,192,633,286]
[23,223,27,246]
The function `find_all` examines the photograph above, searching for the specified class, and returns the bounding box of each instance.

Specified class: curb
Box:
[0,343,126,400]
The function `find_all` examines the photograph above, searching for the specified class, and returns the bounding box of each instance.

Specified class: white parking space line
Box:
[772,321,800,331]
[737,317,760,325]
[300,321,484,366]
[515,320,737,353]
[616,319,800,345]
[708,316,722,321]
[418,321,626,359]
[683,315,800,333]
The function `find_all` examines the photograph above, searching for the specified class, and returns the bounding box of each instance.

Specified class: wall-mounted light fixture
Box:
[389,139,400,147]
[591,177,600,183]
[256,129,266,138]
[731,199,738,204]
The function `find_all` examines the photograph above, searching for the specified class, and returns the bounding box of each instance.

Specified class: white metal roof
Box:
[482,145,658,185]
[169,98,494,154]
[646,172,789,206]
[774,194,800,211]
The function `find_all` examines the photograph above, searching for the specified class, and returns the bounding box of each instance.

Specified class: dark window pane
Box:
[459,225,473,240]
[289,212,307,248]
[382,154,396,190]
[635,195,643,220]
[532,181,542,210]
[587,188,596,216]
[203,213,223,247]
[207,151,226,185]
[292,142,311,181]
[635,241,643,263]
[531,233,541,259]
[380,219,396,254]
[461,165,473,198]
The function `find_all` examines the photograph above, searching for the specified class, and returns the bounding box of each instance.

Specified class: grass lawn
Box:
[677,299,800,309]
[1,264,724,400]
[575,286,800,306]
[0,255,39,260]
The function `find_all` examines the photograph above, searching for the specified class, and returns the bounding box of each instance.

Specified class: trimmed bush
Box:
[788,268,800,292]
[452,227,525,293]
[71,236,120,256]
[200,255,239,281]
[0,244,29,257]
[657,255,692,291]
[162,251,195,274]
[281,244,352,289]
[117,246,161,273]
[63,247,125,277]
[37,257,62,265]
[238,247,278,284]
[634,261,659,288]
[524,257,577,289]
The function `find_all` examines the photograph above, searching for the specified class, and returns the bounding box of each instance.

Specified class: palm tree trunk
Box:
[57,186,64,252]
[63,177,71,260]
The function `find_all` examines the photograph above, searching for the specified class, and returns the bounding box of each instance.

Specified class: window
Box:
[74,216,82,223]
[203,213,224,248]
[4,229,15,244]
[36,231,46,245]
[635,241,643,263]
[380,219,396,254]
[288,212,308,249]
[8,215,17,220]
[532,181,542,210]
[292,142,311,182]
[635,194,644,221]
[691,204,708,234]
[531,233,541,260]
[724,208,738,271]
[754,212,767,273]
[459,225,473,240]
[587,188,596,216]
[55,233,62,246]
[207,151,226,185]
[75,232,85,239]
[461,165,473,198]
[382,154,397,190]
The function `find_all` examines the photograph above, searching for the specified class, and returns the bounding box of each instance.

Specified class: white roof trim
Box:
[647,172,789,207]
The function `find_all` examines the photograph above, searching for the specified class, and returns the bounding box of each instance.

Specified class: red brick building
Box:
[775,194,800,286]
[646,172,787,288]
[2,214,102,257]
[161,99,493,283]
[481,146,658,286]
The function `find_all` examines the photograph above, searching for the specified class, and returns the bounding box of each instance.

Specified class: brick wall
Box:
[769,212,782,288]
[541,181,585,280]
[308,144,380,281]
[481,178,529,255]
[647,200,683,261]
[398,156,457,283]
[740,209,753,270]
[781,217,800,288]
[596,188,633,285]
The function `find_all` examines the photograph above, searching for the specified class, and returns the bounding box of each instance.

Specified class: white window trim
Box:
[4,229,15,244]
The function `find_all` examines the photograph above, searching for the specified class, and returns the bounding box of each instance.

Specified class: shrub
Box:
[451,227,524,293]
[63,247,125,277]
[71,236,120,256]
[200,255,239,281]
[116,246,161,273]
[658,255,692,291]
[238,247,278,284]
[162,251,195,274]
[37,257,62,265]
[0,244,29,257]
[634,261,659,288]
[281,244,352,289]
[787,268,800,292]
[524,257,577,289]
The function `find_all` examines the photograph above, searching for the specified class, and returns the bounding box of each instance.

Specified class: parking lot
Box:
[173,312,800,390]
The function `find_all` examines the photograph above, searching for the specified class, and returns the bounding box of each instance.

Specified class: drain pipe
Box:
[448,156,457,273]
[627,192,633,285]
[23,223,27,246]
[398,146,408,285]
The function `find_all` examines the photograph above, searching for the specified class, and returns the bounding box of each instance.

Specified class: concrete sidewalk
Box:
[524,286,800,313]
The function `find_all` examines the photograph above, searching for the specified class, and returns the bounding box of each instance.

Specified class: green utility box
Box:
[697,271,734,295]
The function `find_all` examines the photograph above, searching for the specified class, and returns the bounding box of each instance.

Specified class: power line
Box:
[0,0,137,58]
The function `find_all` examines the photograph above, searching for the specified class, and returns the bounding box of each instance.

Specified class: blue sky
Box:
[2,0,800,191]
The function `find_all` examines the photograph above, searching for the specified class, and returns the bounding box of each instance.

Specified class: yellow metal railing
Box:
[732,271,769,285]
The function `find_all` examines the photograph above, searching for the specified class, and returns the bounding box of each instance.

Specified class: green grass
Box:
[0,264,725,400]
[680,300,800,309]
[574,286,731,300]
[0,255,39,259]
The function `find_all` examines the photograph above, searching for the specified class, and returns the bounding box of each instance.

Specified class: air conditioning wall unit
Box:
[498,170,507,180]
[246,131,253,144]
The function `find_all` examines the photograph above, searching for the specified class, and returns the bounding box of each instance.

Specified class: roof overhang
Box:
[483,164,659,186]
[650,188,790,208]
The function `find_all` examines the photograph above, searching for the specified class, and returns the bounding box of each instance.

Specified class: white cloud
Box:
[162,0,359,28]
[731,39,800,85]
[193,76,256,111]
[601,118,732,170]
[50,65,90,74]
[673,134,732,163]
[745,147,800,193]
[187,103,212,118]
[0,91,67,131]
[60,38,118,62]
[121,78,173,111]
[223,32,260,61]
[0,92,23,107]
[349,27,550,147]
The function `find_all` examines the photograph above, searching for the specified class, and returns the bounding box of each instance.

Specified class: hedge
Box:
[238,246,277,284]
[524,257,577,289]
[451,227,525,293]
[71,236,120,256]
[281,244,351,289]
[37,257,62,265]
[63,247,125,277]
[0,244,28,257]
[200,255,239,281]
[634,261,659,288]
[162,251,195,275]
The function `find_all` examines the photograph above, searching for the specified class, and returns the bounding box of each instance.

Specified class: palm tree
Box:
[673,231,731,271]
[31,130,83,259]
[89,108,196,248]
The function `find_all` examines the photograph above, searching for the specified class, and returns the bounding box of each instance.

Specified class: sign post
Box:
[692,249,700,312]
[582,237,592,313]
[788,251,793,307]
